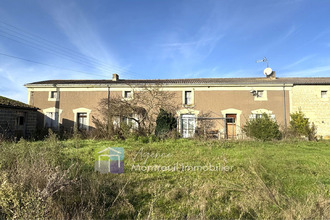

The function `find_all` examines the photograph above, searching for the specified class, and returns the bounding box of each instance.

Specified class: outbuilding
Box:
[0,96,38,139]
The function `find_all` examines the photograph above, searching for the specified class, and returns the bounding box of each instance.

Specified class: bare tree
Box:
[92,83,179,138]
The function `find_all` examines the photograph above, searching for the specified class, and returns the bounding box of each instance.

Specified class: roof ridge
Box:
[0,96,38,109]
[25,76,330,86]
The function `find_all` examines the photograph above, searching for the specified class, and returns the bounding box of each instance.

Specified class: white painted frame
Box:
[42,107,63,128]
[182,89,195,107]
[48,90,59,101]
[73,108,92,131]
[176,109,199,137]
[122,90,134,100]
[254,90,268,101]
[221,108,242,136]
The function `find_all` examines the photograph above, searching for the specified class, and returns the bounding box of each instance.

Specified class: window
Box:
[73,108,91,131]
[184,91,192,105]
[226,117,235,123]
[122,114,138,130]
[256,90,264,98]
[18,116,25,125]
[45,112,59,129]
[226,114,236,123]
[321,90,328,98]
[124,91,132,99]
[77,113,88,130]
[48,91,59,101]
[16,115,25,126]
[250,113,275,120]
[51,91,58,99]
[181,114,195,138]
[254,90,267,101]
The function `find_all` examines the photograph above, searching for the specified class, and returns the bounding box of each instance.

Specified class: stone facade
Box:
[291,85,330,139]
[0,108,37,139]
[28,85,291,138]
[25,76,330,139]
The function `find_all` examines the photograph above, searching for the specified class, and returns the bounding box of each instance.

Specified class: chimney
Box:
[112,73,119,81]
[269,71,276,80]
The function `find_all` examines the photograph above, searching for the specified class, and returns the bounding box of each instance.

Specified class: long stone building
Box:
[25,73,330,139]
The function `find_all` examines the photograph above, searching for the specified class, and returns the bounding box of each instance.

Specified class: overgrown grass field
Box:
[0,136,329,219]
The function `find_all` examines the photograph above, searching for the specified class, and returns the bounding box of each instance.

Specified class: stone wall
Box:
[291,85,330,139]
[0,108,37,139]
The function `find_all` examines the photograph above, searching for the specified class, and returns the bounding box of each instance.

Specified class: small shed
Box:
[0,96,38,139]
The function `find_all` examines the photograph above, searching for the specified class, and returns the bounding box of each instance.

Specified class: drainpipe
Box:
[107,86,110,110]
[107,86,111,129]
[54,84,60,130]
[283,84,287,129]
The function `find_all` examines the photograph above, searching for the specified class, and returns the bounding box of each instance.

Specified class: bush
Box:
[155,109,177,138]
[289,110,317,140]
[243,113,282,141]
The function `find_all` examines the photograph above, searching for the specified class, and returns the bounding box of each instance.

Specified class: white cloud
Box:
[42,1,129,78]
[283,65,330,77]
[282,54,315,70]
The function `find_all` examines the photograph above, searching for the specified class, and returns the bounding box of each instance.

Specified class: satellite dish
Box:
[264,67,273,76]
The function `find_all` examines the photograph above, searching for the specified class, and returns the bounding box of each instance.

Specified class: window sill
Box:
[122,97,133,101]
[48,98,59,102]
[183,104,195,108]
[254,98,268,101]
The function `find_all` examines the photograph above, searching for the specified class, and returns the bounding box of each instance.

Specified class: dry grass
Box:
[0,136,329,219]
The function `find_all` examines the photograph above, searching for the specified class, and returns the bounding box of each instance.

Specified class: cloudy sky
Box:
[0,0,330,103]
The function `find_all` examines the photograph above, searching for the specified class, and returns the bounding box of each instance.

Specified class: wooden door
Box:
[226,114,236,139]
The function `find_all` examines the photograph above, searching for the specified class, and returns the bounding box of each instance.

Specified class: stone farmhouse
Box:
[25,73,330,139]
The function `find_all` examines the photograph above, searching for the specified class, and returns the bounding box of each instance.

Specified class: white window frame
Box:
[113,114,139,130]
[181,114,196,138]
[250,109,275,120]
[123,114,139,130]
[176,109,199,137]
[122,90,133,100]
[48,90,59,101]
[221,108,242,136]
[321,90,328,99]
[73,108,92,131]
[254,90,267,101]
[42,107,62,129]
[182,89,195,107]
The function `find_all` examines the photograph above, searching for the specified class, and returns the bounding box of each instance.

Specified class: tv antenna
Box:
[256,57,269,67]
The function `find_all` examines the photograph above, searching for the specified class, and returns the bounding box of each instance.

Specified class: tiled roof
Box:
[26,77,330,86]
[0,96,38,110]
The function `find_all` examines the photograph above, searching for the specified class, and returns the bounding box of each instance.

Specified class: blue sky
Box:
[0,0,330,103]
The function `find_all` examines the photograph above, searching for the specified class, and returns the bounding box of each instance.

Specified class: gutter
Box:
[0,104,39,111]
[24,83,295,88]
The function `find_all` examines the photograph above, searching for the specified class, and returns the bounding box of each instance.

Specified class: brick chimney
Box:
[268,71,276,80]
[112,74,119,81]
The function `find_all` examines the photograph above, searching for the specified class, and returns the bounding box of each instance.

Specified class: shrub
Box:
[155,109,177,138]
[243,113,282,141]
[289,110,317,140]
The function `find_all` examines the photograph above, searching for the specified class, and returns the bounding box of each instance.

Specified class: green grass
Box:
[1,137,329,219]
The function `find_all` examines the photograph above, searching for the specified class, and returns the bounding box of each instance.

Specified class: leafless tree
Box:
[92,83,179,138]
